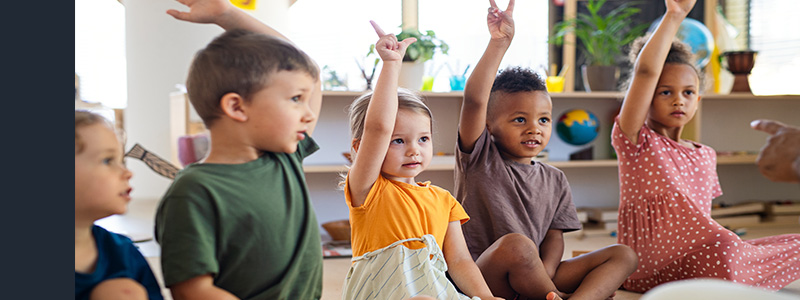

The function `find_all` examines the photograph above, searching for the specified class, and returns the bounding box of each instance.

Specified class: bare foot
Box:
[546,291,563,300]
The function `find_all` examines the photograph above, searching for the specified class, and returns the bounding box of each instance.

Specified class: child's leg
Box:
[551,244,638,300]
[89,278,148,300]
[475,233,566,299]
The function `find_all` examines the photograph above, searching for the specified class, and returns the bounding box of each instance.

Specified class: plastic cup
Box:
[421,75,434,91]
[546,76,565,93]
[449,75,466,91]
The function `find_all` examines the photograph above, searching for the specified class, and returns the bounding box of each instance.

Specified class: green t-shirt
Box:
[155,137,322,300]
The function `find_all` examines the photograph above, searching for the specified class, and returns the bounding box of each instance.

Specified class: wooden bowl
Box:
[722,51,758,74]
[322,219,351,241]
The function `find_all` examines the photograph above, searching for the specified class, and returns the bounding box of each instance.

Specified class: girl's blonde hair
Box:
[339,88,433,188]
[347,88,433,145]
[75,110,122,155]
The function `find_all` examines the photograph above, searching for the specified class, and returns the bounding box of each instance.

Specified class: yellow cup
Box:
[546,76,565,93]
[421,75,434,91]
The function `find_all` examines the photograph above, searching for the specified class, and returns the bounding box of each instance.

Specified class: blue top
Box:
[75,225,163,300]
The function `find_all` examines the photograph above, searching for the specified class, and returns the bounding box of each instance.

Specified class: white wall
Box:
[124,1,288,200]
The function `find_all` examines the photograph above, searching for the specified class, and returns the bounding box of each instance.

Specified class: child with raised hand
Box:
[455,1,638,299]
[342,21,500,300]
[156,0,324,299]
[75,110,164,300]
[614,0,800,292]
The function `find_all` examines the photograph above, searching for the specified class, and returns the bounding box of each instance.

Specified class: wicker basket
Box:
[322,219,351,241]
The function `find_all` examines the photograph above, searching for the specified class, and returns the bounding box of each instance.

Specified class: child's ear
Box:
[219,92,248,122]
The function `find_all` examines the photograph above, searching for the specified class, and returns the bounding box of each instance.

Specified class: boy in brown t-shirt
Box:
[453,2,638,299]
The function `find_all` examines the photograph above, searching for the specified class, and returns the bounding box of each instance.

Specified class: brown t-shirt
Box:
[455,129,581,260]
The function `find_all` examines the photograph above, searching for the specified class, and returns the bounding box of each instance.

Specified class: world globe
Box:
[648,17,714,68]
[556,109,599,146]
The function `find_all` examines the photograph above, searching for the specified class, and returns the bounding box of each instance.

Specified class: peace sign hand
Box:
[487,0,515,41]
[370,20,417,62]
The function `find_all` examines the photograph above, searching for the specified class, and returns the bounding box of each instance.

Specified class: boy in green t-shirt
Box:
[155,0,324,299]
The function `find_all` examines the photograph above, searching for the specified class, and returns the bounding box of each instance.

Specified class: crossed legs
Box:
[475,233,637,300]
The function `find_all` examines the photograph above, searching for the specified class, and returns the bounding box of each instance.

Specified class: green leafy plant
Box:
[395,29,449,63]
[550,0,648,66]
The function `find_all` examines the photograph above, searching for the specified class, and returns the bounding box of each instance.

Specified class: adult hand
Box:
[751,119,800,183]
[487,0,515,42]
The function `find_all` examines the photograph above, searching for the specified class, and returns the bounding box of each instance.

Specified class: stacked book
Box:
[710,202,765,228]
[586,207,619,232]
[765,201,800,226]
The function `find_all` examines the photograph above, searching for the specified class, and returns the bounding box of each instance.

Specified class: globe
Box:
[556,109,599,146]
[648,17,715,68]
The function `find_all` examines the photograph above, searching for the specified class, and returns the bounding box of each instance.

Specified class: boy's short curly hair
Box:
[488,67,548,118]
[622,34,704,92]
[187,29,319,128]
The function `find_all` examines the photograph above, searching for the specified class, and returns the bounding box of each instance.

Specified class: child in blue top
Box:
[75,110,163,300]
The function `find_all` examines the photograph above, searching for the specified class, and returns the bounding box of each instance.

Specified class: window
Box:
[288,0,401,91]
[287,0,549,92]
[747,0,800,95]
[75,0,127,123]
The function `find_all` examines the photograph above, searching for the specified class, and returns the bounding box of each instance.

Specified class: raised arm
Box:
[167,0,289,41]
[347,22,416,207]
[167,0,324,135]
[460,0,515,153]
[617,0,696,142]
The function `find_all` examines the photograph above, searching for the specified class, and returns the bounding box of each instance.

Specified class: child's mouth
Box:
[522,140,541,148]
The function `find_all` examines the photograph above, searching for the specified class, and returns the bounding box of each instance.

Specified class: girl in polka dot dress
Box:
[612,0,800,293]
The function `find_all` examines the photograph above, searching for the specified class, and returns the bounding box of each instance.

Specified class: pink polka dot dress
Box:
[611,119,800,293]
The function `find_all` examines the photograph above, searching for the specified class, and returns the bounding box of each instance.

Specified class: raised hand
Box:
[487,0,515,41]
[665,0,697,17]
[166,0,233,24]
[370,20,417,62]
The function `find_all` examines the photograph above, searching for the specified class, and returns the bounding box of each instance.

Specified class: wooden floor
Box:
[102,198,800,300]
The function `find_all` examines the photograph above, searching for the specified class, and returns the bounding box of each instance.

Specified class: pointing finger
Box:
[370,20,386,37]
[751,119,786,135]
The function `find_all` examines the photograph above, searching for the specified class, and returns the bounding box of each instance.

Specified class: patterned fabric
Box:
[612,118,800,292]
[342,234,479,300]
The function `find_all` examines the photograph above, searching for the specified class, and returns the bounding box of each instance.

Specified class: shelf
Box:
[323,90,799,101]
[303,154,758,173]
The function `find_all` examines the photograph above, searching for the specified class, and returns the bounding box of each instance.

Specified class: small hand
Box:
[665,0,697,17]
[166,0,234,24]
[487,0,515,41]
[751,119,800,183]
[370,20,416,62]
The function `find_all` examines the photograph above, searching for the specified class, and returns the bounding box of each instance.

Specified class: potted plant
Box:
[391,28,449,90]
[550,0,648,91]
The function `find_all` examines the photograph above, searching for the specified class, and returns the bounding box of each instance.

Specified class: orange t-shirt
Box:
[345,174,470,257]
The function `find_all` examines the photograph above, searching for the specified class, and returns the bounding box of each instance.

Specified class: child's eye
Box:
[290,95,301,102]
[103,158,113,165]
[391,138,404,144]
[539,117,551,125]
[684,90,695,96]
[659,90,671,96]
[418,136,430,143]
[513,117,526,123]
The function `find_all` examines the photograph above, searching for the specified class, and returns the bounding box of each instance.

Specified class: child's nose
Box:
[302,103,316,123]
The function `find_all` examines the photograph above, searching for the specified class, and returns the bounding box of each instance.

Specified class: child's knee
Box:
[90,278,148,300]
[490,233,540,261]
[609,244,639,271]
